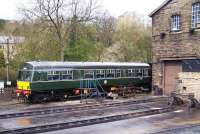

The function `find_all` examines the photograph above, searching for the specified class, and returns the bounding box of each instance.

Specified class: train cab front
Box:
[16,81,32,99]
[16,63,33,101]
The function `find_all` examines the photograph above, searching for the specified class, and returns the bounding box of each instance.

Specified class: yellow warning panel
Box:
[17,81,30,90]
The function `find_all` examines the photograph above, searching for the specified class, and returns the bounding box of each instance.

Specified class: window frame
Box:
[18,70,33,82]
[135,68,143,78]
[171,14,181,32]
[116,69,121,78]
[84,70,94,79]
[32,71,48,81]
[191,2,200,28]
[96,70,105,78]
[143,68,149,77]
[47,71,60,81]
[106,69,115,78]
[61,70,73,80]
[128,69,134,77]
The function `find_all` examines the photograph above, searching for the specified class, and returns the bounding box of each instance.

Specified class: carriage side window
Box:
[128,69,135,77]
[84,70,94,79]
[61,70,73,80]
[48,71,60,81]
[116,69,121,77]
[96,70,105,78]
[48,71,53,80]
[33,71,47,81]
[135,69,143,77]
[143,69,149,77]
[106,69,115,78]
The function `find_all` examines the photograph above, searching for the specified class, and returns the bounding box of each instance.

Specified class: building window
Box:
[191,3,200,28]
[171,15,181,31]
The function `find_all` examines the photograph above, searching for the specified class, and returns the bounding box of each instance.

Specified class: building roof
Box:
[0,36,25,45]
[149,0,171,17]
[26,61,150,68]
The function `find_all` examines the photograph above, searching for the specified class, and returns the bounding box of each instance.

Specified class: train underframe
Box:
[16,84,151,103]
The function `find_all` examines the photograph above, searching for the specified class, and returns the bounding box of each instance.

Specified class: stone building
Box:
[149,0,200,95]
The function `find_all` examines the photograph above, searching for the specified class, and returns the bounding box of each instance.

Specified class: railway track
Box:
[0,106,173,134]
[0,97,168,119]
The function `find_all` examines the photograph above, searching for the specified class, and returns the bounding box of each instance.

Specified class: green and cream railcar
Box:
[16,61,151,102]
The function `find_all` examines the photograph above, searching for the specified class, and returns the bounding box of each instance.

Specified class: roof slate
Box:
[149,0,171,17]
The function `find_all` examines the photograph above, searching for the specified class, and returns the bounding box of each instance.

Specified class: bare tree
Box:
[96,13,116,47]
[102,13,152,62]
[20,0,100,61]
[95,12,116,61]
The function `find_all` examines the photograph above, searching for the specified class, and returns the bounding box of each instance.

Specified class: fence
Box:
[0,87,16,100]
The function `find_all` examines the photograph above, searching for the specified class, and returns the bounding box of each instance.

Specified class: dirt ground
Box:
[0,87,16,102]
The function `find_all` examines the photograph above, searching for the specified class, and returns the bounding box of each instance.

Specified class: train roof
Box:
[26,61,149,67]
[22,61,150,69]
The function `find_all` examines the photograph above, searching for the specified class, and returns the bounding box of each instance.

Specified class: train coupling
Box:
[16,89,31,99]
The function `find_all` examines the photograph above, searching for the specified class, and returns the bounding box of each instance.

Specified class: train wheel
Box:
[30,95,37,103]
[58,94,68,101]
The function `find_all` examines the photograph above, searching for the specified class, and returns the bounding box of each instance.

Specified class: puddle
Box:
[16,118,32,126]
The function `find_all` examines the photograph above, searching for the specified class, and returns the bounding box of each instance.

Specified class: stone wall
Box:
[151,0,200,89]
[177,72,200,101]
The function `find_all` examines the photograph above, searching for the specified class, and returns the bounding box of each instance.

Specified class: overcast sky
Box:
[0,0,165,20]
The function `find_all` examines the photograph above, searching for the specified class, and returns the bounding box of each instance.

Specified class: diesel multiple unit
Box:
[16,61,151,103]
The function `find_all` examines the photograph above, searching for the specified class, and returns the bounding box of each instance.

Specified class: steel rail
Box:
[0,107,173,134]
[0,97,169,119]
